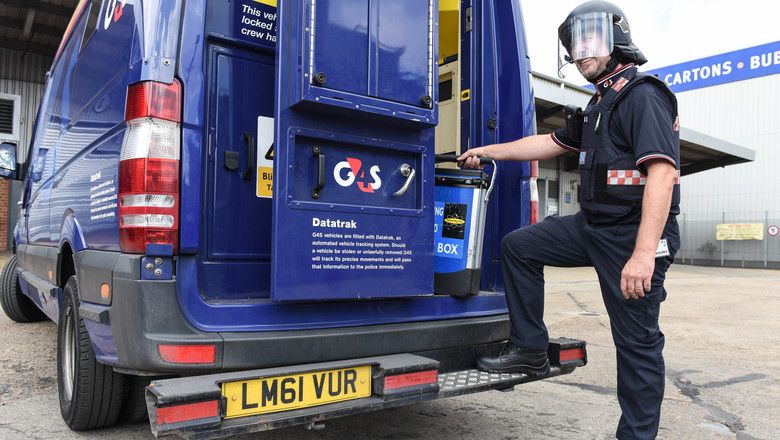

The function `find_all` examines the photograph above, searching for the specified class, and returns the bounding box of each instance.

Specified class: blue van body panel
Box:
[61,131,125,251]
[48,2,128,247]
[59,216,87,252]
[185,0,278,300]
[130,1,182,83]
[176,0,207,254]
[84,320,119,365]
[203,43,274,287]
[177,255,507,332]
[18,267,61,323]
[14,0,539,369]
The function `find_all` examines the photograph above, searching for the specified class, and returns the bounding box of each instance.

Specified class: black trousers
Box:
[501,211,680,440]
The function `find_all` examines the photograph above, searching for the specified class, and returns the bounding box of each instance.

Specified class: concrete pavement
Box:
[1,262,778,439]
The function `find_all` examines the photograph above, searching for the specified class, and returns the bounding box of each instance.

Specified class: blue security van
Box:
[0,0,586,437]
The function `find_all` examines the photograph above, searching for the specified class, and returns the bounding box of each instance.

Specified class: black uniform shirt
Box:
[551,80,679,174]
[551,72,680,216]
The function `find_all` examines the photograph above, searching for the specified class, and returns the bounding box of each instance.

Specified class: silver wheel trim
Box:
[62,306,76,401]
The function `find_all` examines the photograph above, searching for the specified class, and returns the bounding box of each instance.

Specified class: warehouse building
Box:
[647,40,780,267]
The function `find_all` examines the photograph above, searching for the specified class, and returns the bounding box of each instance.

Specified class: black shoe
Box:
[476,342,550,376]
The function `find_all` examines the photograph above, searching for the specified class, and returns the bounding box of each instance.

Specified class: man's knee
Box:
[611,316,664,354]
[501,229,529,260]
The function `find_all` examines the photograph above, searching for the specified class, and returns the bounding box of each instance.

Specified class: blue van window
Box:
[81,0,103,52]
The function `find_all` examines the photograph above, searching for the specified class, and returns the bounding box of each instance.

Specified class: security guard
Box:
[459,2,681,439]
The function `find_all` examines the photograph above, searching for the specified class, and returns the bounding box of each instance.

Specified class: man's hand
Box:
[458,147,491,169]
[623,159,678,300]
[620,251,655,300]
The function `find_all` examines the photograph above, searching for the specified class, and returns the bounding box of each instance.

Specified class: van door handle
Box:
[241,132,255,181]
[393,163,415,197]
[312,146,325,199]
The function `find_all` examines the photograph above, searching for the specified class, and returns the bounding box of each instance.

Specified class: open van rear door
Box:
[272,0,439,301]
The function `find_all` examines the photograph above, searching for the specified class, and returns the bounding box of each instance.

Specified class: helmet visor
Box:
[558,12,614,75]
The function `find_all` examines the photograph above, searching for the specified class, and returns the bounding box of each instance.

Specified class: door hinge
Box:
[465,7,473,32]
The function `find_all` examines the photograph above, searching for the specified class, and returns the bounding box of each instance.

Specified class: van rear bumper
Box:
[94,255,510,374]
[146,344,587,439]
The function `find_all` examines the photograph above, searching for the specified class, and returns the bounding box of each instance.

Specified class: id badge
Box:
[656,239,671,258]
[579,151,587,166]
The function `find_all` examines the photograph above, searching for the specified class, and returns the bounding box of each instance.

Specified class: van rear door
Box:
[271,0,439,301]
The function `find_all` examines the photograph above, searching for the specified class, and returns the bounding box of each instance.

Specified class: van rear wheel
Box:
[57,276,127,430]
[122,375,154,423]
[0,254,46,323]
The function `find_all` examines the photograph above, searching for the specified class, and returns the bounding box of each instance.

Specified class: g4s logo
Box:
[103,0,127,31]
[334,158,382,193]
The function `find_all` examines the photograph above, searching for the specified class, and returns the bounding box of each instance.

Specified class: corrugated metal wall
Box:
[558,170,580,217]
[0,48,52,164]
[676,74,780,214]
[675,74,780,266]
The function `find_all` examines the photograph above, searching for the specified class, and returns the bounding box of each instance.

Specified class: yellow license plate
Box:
[222,365,372,419]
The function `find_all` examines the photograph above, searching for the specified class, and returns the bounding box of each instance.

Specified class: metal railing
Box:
[677,210,780,269]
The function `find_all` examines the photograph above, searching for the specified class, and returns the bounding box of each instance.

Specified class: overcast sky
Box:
[521,0,780,83]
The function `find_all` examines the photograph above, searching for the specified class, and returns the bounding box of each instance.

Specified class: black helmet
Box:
[558,0,647,68]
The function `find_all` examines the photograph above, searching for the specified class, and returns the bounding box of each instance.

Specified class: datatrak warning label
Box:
[235,0,277,48]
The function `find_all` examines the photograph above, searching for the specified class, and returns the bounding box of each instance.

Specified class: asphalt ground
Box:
[1,259,778,440]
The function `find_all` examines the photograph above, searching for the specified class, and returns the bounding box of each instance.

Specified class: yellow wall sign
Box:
[256,116,274,198]
[716,223,764,241]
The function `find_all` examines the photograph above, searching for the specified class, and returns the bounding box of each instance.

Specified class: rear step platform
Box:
[146,338,586,439]
[440,369,549,397]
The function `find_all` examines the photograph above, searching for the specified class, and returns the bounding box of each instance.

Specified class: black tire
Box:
[122,375,152,423]
[0,254,46,323]
[57,276,127,430]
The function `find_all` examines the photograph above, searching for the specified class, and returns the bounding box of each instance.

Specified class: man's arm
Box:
[620,160,678,299]
[457,134,571,168]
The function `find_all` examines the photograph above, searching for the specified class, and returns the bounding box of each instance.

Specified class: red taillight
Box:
[126,81,182,123]
[383,370,438,391]
[559,348,585,362]
[119,158,179,194]
[529,181,539,225]
[156,400,219,425]
[119,80,182,254]
[158,344,216,364]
